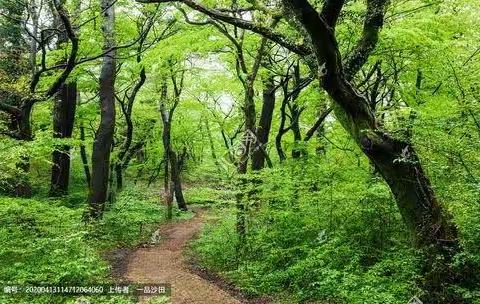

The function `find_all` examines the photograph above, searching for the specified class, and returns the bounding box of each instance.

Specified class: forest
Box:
[0,0,479,303]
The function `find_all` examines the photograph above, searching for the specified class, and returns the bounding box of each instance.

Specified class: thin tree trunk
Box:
[291,103,302,158]
[276,96,288,162]
[115,46,147,190]
[79,122,91,186]
[160,86,173,219]
[304,107,332,142]
[291,65,303,159]
[115,106,134,191]
[205,118,221,170]
[88,0,116,219]
[160,81,188,215]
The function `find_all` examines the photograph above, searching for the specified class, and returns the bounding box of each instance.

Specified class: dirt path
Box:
[110,209,242,304]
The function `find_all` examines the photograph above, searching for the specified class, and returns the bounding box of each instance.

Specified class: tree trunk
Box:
[252,76,276,170]
[115,59,146,190]
[160,88,188,214]
[160,90,173,220]
[79,122,91,186]
[285,1,460,299]
[115,109,133,191]
[50,82,77,196]
[205,119,221,170]
[88,0,116,219]
[290,103,302,158]
[11,101,35,197]
[285,0,458,248]
[237,85,256,174]
[276,96,289,162]
[170,150,187,211]
[291,64,303,159]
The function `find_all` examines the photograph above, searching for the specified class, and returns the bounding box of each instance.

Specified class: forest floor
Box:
[108,207,267,304]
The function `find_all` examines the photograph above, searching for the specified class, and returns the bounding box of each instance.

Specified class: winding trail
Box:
[109,209,242,304]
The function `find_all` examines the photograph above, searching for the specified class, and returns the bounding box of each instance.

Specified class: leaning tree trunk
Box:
[88,0,116,219]
[252,76,276,170]
[50,82,77,196]
[285,0,458,249]
[285,0,459,300]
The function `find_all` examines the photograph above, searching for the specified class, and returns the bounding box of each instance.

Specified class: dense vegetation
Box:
[0,0,479,303]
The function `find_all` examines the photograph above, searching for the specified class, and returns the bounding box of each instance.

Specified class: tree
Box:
[50,0,81,196]
[137,0,463,299]
[88,0,117,219]
[0,0,78,196]
[50,83,77,196]
[114,9,175,191]
[251,74,276,170]
[159,62,188,218]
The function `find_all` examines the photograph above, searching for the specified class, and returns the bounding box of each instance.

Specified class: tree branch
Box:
[343,0,389,80]
[137,0,311,55]
[304,107,332,142]
[320,0,345,28]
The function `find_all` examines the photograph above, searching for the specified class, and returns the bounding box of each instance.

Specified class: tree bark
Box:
[236,35,270,174]
[50,82,77,196]
[284,0,457,247]
[284,1,460,298]
[50,1,77,196]
[88,0,116,219]
[170,150,187,210]
[161,106,173,220]
[290,64,304,159]
[115,100,134,191]
[237,80,257,174]
[276,94,289,162]
[160,81,188,214]
[290,102,302,158]
[252,76,276,170]
[79,122,91,186]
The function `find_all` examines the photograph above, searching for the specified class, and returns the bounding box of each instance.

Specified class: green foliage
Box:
[0,197,106,285]
[191,150,477,303]
[0,183,169,304]
[1,0,480,303]
[90,185,167,249]
[183,186,235,206]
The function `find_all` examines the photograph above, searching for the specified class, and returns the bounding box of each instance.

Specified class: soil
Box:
[107,208,269,304]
